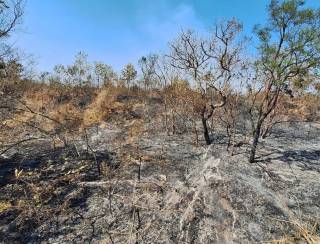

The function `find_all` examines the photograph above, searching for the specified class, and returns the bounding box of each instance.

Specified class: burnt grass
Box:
[0,117,319,243]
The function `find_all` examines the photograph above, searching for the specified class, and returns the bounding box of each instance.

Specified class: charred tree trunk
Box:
[249,87,281,163]
[249,120,262,163]
[202,116,211,145]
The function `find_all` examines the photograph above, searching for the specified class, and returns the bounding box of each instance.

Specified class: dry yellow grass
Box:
[267,196,320,244]
[0,201,11,213]
[83,86,126,126]
[270,221,320,244]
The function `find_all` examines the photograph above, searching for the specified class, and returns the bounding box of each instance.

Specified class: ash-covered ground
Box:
[0,120,319,243]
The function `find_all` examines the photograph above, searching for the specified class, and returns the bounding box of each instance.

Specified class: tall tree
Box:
[68,52,92,86]
[53,52,93,87]
[248,0,320,163]
[0,0,24,88]
[120,63,137,88]
[94,61,117,87]
[139,54,158,90]
[167,20,245,145]
[0,0,23,39]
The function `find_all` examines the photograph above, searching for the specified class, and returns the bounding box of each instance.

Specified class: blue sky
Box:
[10,0,320,72]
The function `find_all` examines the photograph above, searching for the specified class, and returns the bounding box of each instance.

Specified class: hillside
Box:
[0,90,319,243]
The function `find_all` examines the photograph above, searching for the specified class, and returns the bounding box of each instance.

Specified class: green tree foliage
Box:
[53,52,92,87]
[249,0,320,162]
[120,63,137,88]
[94,61,117,87]
[255,0,320,89]
[51,52,118,87]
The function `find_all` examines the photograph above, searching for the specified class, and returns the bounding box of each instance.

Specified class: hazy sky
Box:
[10,0,320,72]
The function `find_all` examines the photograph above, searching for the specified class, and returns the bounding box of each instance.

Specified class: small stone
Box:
[157,174,167,182]
[287,199,296,208]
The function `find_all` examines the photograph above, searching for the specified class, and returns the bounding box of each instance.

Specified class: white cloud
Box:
[135,3,205,52]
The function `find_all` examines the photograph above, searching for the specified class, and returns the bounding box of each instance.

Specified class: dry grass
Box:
[3,81,319,135]
[83,86,121,126]
[0,201,12,213]
[270,222,319,244]
[267,196,320,244]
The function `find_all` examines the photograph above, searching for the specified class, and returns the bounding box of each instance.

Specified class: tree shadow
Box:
[0,144,115,186]
[270,124,320,141]
[256,149,320,172]
[0,143,116,243]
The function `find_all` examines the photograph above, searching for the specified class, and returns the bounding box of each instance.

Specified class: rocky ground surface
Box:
[0,122,319,243]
